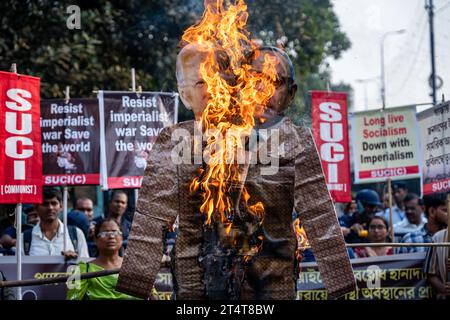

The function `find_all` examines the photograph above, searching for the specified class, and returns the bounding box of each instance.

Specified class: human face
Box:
[96,220,123,252]
[176,45,211,120]
[368,218,388,243]
[109,193,127,218]
[404,198,423,225]
[393,188,407,204]
[36,197,62,223]
[251,50,296,114]
[348,201,357,214]
[76,199,94,221]
[430,204,448,226]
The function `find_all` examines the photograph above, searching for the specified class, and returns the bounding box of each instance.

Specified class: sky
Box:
[328,0,450,112]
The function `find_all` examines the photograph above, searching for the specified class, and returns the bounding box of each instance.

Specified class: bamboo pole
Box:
[0,268,120,288]
[344,242,450,248]
[2,241,450,289]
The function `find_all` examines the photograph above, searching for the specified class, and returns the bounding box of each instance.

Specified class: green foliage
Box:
[0,0,351,124]
[246,0,352,125]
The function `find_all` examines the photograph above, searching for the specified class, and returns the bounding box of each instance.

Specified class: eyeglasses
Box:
[178,80,206,89]
[369,225,386,231]
[97,230,122,238]
[274,77,293,88]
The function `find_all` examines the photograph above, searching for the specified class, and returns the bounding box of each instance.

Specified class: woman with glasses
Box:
[354,216,393,258]
[67,218,138,300]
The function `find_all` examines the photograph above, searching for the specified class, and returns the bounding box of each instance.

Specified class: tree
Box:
[246,0,352,125]
[0,0,351,123]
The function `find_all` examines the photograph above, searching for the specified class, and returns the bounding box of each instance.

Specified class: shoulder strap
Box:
[23,229,32,255]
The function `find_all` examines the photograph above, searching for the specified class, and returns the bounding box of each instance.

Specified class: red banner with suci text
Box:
[0,71,42,203]
[311,91,351,202]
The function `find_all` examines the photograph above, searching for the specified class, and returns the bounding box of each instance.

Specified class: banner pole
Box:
[387,178,394,241]
[131,68,136,92]
[447,194,450,243]
[15,204,22,300]
[446,193,450,283]
[63,186,69,253]
[63,86,70,253]
[130,69,139,204]
[11,63,22,300]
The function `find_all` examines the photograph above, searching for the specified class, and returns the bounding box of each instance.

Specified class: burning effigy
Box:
[117,0,355,300]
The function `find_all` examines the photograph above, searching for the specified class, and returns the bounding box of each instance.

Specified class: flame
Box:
[183,0,277,248]
[294,218,310,263]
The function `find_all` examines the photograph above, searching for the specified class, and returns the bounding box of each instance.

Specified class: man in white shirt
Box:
[21,187,89,258]
[393,193,427,239]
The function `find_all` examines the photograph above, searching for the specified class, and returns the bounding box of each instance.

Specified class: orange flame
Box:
[183,0,277,241]
[294,218,310,263]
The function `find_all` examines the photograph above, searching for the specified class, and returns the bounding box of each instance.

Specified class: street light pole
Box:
[356,77,379,110]
[426,0,437,105]
[380,29,406,110]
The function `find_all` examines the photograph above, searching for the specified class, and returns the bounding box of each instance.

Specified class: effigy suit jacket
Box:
[117,117,356,300]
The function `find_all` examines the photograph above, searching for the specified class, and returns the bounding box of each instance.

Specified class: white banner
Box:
[352,106,421,184]
[417,101,450,195]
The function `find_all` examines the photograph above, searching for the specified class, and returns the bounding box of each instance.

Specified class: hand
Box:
[350,223,364,235]
[61,250,78,261]
[341,227,350,237]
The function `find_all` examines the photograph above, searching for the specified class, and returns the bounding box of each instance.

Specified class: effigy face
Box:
[176,44,212,119]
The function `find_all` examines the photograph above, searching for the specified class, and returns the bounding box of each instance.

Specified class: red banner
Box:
[311,91,351,202]
[0,71,42,203]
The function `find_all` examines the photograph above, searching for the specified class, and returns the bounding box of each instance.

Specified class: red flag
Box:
[311,91,351,202]
[0,71,42,203]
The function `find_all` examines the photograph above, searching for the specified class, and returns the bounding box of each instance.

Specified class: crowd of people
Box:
[333,183,449,298]
[1,183,447,299]
[0,186,176,300]
[0,41,448,299]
